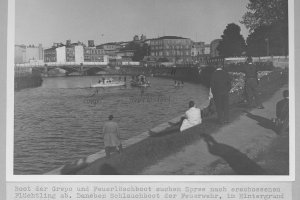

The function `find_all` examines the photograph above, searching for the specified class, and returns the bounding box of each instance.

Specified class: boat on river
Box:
[130,75,150,87]
[91,78,126,88]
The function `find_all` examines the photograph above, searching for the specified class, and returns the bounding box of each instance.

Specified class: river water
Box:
[14,75,208,174]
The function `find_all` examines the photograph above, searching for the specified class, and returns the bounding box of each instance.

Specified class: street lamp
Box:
[265,38,269,56]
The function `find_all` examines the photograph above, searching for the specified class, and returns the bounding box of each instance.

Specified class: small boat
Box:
[91,79,126,88]
[130,75,150,87]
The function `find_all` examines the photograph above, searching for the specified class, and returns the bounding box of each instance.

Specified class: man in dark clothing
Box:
[243,57,264,109]
[273,90,289,134]
[210,66,231,124]
[276,90,289,121]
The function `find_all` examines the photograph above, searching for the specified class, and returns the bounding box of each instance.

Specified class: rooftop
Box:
[155,36,188,40]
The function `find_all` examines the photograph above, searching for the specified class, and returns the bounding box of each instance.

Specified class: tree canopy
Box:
[241,0,288,32]
[217,23,246,57]
[242,0,288,56]
[123,42,149,61]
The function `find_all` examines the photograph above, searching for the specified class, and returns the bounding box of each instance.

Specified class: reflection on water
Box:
[14,76,208,174]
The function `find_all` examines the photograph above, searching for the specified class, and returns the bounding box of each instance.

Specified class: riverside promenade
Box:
[141,85,289,175]
[46,69,288,175]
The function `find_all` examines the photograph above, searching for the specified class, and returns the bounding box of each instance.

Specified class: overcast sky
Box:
[15,0,249,48]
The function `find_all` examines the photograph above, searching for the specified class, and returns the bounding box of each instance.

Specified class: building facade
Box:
[96,43,122,56]
[15,45,26,64]
[15,44,44,64]
[44,47,57,63]
[117,49,135,61]
[25,44,44,63]
[191,42,205,57]
[56,46,66,63]
[149,36,192,64]
[84,47,105,62]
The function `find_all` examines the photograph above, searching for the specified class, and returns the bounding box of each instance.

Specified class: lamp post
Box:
[265,38,269,56]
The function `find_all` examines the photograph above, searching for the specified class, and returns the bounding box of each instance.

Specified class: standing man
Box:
[102,115,122,158]
[243,57,264,109]
[210,65,231,124]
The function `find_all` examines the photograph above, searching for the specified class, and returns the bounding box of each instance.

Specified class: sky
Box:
[15,0,249,48]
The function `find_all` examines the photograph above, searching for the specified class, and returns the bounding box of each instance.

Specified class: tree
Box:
[217,23,246,57]
[241,0,288,32]
[123,42,149,61]
[242,0,288,55]
[246,25,270,56]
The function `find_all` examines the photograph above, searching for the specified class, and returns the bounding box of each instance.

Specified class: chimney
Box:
[66,40,71,46]
[88,40,95,47]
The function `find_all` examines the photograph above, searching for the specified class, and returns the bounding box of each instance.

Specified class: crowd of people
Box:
[178,56,288,132]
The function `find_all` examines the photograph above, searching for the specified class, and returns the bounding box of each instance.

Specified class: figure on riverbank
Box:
[274,90,289,133]
[210,65,231,124]
[243,57,264,109]
[180,101,202,132]
[102,115,122,158]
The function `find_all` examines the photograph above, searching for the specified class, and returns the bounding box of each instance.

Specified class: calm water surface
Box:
[14,76,208,174]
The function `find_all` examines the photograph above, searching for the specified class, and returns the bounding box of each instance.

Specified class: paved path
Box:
[141,85,289,175]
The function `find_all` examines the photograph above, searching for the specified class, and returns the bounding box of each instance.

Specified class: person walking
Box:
[243,57,264,109]
[210,65,231,124]
[102,115,122,158]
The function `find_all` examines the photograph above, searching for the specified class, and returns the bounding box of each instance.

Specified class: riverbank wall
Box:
[46,66,288,175]
[15,69,43,91]
[119,61,275,87]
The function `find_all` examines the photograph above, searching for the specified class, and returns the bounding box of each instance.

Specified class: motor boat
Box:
[130,75,150,87]
[91,78,126,88]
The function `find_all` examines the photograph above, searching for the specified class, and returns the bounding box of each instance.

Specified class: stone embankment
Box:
[15,68,43,91]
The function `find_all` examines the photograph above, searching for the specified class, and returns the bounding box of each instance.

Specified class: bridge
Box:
[15,62,114,76]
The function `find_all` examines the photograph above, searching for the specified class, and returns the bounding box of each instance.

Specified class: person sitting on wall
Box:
[180,101,202,132]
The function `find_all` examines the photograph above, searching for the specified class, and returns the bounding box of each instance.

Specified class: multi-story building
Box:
[44,46,57,63]
[191,42,205,57]
[117,49,135,61]
[56,46,66,63]
[149,36,192,64]
[15,45,26,64]
[84,40,106,62]
[65,41,84,63]
[204,44,211,55]
[25,44,44,63]
[96,42,122,56]
[210,39,221,57]
[15,44,44,64]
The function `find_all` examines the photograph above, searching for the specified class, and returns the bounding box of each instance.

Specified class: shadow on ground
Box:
[245,111,279,134]
[201,133,266,175]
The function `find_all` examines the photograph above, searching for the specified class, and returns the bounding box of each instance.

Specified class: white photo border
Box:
[6,0,295,182]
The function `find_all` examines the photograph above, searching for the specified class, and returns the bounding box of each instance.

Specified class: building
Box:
[44,46,57,63]
[117,49,135,61]
[96,43,122,56]
[190,42,206,64]
[15,44,44,64]
[210,39,221,57]
[84,40,106,62]
[44,41,85,64]
[149,36,193,64]
[25,44,44,63]
[56,46,66,63]
[204,44,211,55]
[191,42,205,57]
[15,45,26,64]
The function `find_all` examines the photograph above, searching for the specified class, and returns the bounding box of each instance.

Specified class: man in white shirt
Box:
[180,101,202,132]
